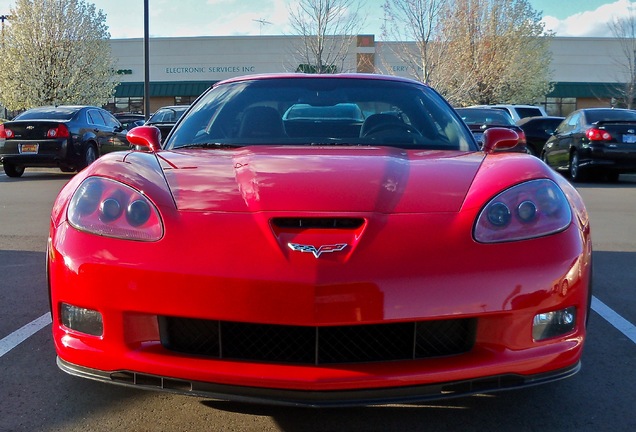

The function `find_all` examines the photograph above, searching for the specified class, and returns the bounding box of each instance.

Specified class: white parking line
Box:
[0,312,52,358]
[591,296,636,344]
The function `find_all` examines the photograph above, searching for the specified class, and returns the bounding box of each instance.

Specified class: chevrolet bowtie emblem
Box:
[288,243,347,258]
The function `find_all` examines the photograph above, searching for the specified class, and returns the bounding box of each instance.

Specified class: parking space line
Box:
[0,312,52,358]
[591,296,636,344]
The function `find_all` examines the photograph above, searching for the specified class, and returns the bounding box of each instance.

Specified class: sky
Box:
[0,0,633,39]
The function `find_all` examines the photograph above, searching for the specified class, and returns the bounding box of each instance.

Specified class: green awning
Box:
[114,81,218,98]
[548,82,625,98]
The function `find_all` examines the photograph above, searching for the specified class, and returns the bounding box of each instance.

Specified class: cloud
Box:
[541,0,634,37]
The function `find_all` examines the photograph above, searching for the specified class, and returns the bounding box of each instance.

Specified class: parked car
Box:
[0,105,130,177]
[49,73,591,407]
[471,104,548,122]
[516,116,565,156]
[114,112,146,131]
[542,107,636,182]
[145,105,190,142]
[455,107,527,151]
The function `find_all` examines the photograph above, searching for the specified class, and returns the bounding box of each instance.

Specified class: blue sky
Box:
[0,0,633,39]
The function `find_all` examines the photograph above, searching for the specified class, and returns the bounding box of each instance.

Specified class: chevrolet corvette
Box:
[48,74,592,407]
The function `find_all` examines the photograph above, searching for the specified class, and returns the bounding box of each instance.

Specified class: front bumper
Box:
[49,208,592,401]
[58,357,581,407]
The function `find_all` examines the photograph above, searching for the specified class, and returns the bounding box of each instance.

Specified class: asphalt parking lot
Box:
[1,169,635,432]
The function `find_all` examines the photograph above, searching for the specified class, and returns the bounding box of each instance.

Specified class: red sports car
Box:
[48,74,592,407]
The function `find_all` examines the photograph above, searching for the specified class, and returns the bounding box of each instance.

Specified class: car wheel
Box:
[3,163,25,178]
[80,144,98,170]
[569,151,588,182]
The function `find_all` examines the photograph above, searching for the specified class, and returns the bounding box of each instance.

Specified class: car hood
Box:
[157,146,484,213]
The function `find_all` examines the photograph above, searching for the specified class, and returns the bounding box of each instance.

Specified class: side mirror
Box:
[127,125,161,152]
[482,128,520,153]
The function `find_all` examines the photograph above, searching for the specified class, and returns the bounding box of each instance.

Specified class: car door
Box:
[86,108,112,154]
[545,112,578,169]
[100,110,130,153]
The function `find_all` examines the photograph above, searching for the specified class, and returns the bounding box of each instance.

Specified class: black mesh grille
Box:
[271,217,365,230]
[160,317,476,365]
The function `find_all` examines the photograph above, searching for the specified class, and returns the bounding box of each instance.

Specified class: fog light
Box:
[60,303,103,336]
[532,306,576,341]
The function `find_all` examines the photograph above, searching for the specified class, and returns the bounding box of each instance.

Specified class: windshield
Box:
[15,107,79,121]
[147,106,189,124]
[166,77,476,151]
[455,108,516,126]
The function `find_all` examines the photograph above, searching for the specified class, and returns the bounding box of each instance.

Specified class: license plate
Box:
[19,144,39,154]
[622,134,636,143]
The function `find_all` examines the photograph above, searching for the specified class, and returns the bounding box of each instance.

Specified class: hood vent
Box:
[271,217,365,230]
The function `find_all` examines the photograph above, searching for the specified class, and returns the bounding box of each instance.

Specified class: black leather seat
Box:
[238,106,285,138]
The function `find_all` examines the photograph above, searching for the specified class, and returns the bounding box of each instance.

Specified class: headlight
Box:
[67,177,163,241]
[474,179,572,243]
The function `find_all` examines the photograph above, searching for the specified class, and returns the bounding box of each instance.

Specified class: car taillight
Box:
[0,124,13,139]
[517,129,527,144]
[47,124,70,138]
[586,128,612,141]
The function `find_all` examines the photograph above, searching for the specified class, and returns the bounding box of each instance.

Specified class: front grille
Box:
[159,317,476,365]
[271,217,365,230]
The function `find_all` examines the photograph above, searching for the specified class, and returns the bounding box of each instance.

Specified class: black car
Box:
[516,116,564,156]
[114,112,146,131]
[145,105,189,143]
[455,107,526,151]
[0,105,130,177]
[542,108,636,182]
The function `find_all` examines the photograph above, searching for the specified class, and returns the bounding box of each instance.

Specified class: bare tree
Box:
[608,9,636,109]
[288,0,366,73]
[0,0,117,111]
[439,0,553,106]
[381,0,448,83]
[380,0,553,106]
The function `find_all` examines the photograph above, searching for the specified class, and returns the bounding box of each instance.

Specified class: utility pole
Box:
[0,14,10,47]
[144,0,150,120]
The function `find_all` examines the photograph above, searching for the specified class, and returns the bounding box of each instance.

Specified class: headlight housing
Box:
[474,179,572,243]
[67,177,163,241]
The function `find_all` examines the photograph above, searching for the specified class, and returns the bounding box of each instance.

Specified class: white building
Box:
[107,35,630,117]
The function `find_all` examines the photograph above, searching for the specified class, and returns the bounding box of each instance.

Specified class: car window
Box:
[586,109,636,123]
[167,78,475,151]
[559,112,579,133]
[87,109,106,126]
[101,111,122,129]
[15,107,78,120]
[456,109,515,126]
[515,107,544,119]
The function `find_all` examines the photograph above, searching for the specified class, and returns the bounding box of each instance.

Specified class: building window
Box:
[544,97,576,117]
[175,96,197,105]
[104,97,144,114]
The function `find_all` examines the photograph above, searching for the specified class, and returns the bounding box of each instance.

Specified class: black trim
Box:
[57,357,581,408]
